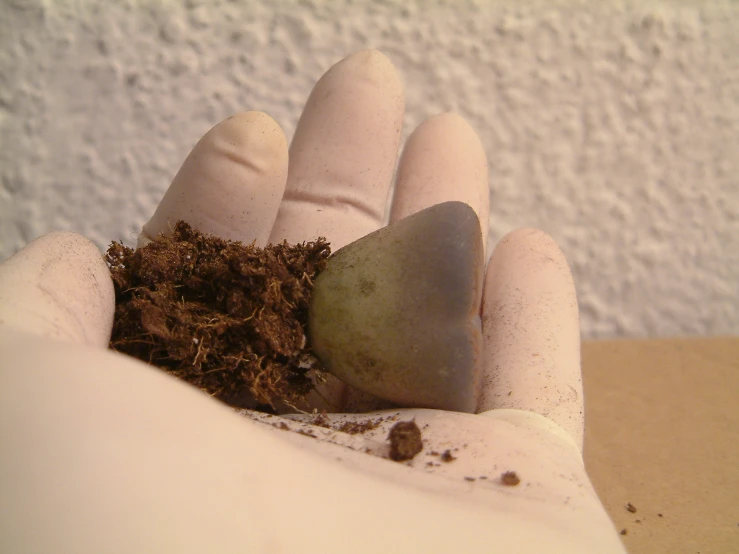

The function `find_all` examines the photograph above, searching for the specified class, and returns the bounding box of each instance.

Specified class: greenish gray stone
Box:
[308,201,484,413]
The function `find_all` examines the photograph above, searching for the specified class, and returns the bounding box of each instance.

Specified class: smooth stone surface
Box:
[308,201,484,412]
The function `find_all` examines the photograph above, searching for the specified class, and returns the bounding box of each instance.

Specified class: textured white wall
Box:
[1,0,737,339]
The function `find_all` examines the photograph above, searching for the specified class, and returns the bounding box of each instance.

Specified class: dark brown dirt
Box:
[387,420,423,461]
[106,221,331,410]
[626,502,637,513]
[440,449,456,462]
[312,412,331,428]
[336,419,382,435]
[307,412,382,435]
[501,471,520,486]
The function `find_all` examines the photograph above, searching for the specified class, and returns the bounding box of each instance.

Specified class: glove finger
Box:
[268,50,404,412]
[390,112,490,255]
[140,111,288,247]
[0,232,114,348]
[268,49,404,250]
[478,228,584,450]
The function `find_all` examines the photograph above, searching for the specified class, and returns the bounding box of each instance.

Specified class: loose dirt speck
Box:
[440,449,456,462]
[501,471,520,486]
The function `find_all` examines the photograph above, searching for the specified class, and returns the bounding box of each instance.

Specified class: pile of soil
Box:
[106,221,331,410]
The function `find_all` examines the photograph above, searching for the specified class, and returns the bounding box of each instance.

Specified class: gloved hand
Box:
[0,50,626,553]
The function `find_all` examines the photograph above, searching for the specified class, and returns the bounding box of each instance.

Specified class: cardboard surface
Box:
[582,337,739,553]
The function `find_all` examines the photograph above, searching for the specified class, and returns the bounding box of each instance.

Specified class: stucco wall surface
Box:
[0,0,737,339]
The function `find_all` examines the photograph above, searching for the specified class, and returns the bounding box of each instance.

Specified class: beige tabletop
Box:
[583,337,739,553]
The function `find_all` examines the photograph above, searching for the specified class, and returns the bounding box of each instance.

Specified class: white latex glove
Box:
[0,50,627,553]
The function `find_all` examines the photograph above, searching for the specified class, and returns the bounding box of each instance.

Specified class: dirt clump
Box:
[106,221,331,410]
[501,471,521,486]
[387,420,423,461]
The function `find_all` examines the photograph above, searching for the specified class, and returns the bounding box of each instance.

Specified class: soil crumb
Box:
[620,529,627,536]
[337,419,382,435]
[312,412,331,428]
[309,412,382,435]
[626,502,637,513]
[388,420,423,461]
[106,221,331,409]
[501,471,521,486]
[440,449,456,462]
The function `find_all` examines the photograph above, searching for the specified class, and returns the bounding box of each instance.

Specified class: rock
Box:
[308,201,484,412]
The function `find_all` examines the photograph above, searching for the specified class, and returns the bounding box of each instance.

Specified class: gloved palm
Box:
[0,51,625,553]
